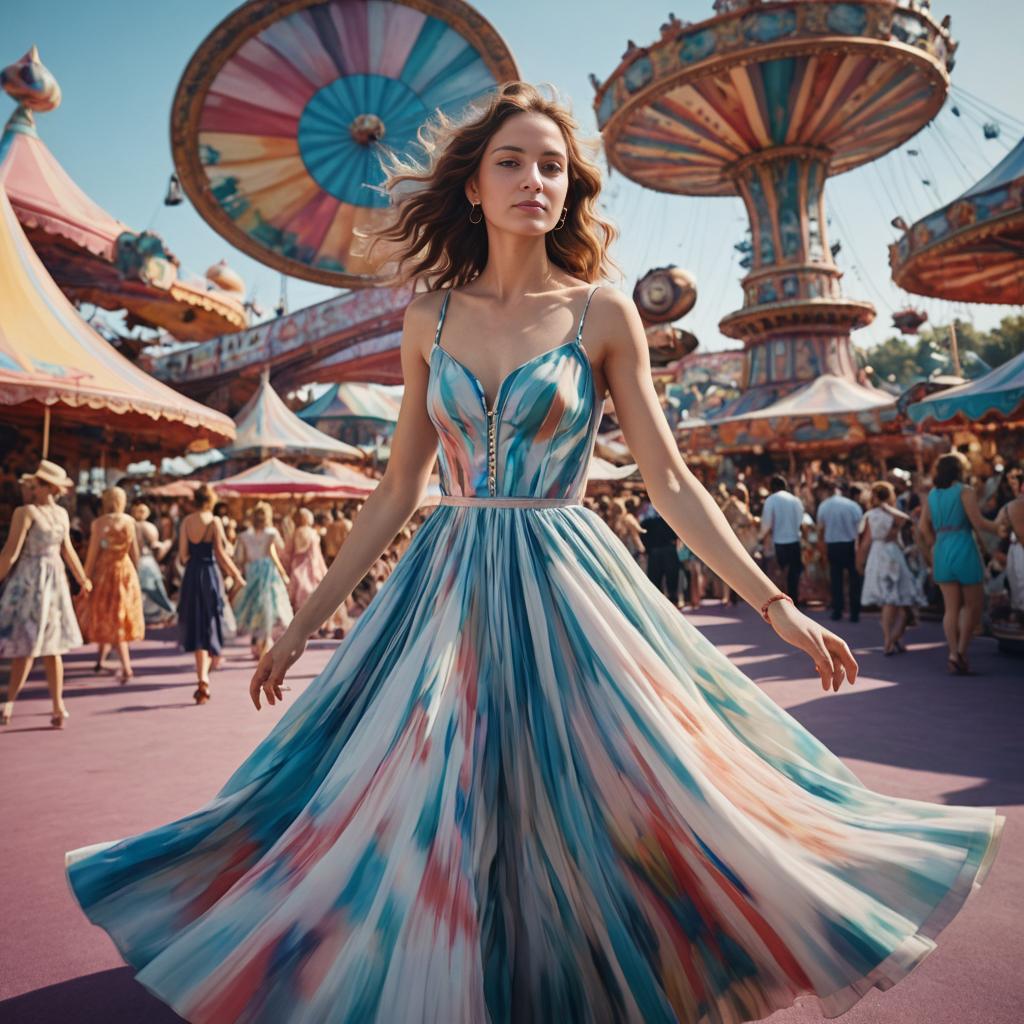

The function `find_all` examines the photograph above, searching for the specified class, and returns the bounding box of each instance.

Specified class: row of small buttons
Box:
[486,408,496,494]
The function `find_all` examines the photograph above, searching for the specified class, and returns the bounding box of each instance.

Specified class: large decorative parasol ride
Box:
[170,0,518,288]
[593,0,956,455]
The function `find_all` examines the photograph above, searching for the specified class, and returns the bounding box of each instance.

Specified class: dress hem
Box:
[64,809,1005,1024]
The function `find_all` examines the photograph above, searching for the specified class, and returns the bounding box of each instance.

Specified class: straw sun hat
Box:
[30,459,74,492]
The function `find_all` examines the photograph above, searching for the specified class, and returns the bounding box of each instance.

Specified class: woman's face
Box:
[467,112,570,238]
[33,480,57,503]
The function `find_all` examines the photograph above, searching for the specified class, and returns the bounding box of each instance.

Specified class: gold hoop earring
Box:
[554,207,568,230]
[469,202,483,224]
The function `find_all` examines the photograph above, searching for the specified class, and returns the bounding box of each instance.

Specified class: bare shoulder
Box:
[403,290,447,338]
[588,285,646,358]
[402,289,447,364]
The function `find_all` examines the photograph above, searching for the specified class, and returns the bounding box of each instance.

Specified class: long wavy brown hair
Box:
[362,81,619,289]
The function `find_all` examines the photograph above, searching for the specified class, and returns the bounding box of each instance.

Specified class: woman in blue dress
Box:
[176,484,246,704]
[919,452,1002,675]
[65,83,1003,1023]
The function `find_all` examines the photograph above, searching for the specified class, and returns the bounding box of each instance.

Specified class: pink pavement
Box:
[1,608,1021,1024]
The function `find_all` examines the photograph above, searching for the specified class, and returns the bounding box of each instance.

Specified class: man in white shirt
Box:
[815,478,864,622]
[758,475,806,603]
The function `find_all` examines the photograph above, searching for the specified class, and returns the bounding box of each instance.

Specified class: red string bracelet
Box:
[760,593,794,623]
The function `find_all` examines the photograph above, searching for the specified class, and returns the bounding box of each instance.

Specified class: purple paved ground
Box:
[1,605,1020,1023]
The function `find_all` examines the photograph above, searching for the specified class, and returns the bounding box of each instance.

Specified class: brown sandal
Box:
[193,680,212,704]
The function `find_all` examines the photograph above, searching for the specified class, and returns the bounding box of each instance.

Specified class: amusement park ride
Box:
[593,0,955,434]
[0,48,249,344]
[8,0,1016,462]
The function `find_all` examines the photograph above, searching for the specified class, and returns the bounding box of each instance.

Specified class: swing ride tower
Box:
[594,0,956,414]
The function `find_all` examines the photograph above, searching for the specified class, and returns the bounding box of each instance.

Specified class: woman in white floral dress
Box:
[860,481,920,656]
[0,460,91,728]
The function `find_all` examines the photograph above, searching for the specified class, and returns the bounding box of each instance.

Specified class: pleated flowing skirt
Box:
[65,503,1004,1024]
[234,558,293,640]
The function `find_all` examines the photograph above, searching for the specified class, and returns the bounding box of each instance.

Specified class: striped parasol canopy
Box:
[170,0,518,286]
[214,456,364,497]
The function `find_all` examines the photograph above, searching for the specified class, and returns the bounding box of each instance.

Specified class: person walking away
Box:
[641,507,680,607]
[131,501,175,626]
[285,508,347,637]
[234,502,293,660]
[759,474,806,604]
[816,478,863,622]
[78,486,145,684]
[177,485,246,703]
[0,460,90,727]
[860,482,919,655]
[919,453,1002,675]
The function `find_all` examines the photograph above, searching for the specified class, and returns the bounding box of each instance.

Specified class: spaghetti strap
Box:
[575,285,601,343]
[433,290,452,349]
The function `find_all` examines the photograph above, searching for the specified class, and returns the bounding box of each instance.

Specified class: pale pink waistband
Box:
[437,495,581,508]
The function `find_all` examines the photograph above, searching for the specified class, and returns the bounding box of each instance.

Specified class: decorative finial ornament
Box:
[1,45,62,115]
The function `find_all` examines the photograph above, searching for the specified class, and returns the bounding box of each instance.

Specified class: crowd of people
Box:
[611,451,1024,676]
[1,447,1021,728]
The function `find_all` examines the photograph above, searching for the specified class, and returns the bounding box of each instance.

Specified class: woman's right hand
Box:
[81,578,93,594]
[249,631,306,710]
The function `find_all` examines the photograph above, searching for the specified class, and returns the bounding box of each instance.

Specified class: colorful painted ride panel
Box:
[595,2,953,193]
[171,0,518,286]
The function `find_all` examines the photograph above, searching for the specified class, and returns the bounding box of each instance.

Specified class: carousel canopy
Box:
[0,46,248,341]
[683,374,899,454]
[299,381,402,425]
[908,349,1024,427]
[0,184,235,450]
[713,374,894,425]
[890,135,1024,305]
[214,456,359,497]
[225,372,363,459]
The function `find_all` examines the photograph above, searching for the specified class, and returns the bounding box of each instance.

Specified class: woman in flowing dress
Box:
[77,486,145,685]
[233,501,292,660]
[66,83,1002,1024]
[859,482,920,656]
[0,460,90,727]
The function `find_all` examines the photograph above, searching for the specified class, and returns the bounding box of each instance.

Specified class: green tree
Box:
[859,314,1024,387]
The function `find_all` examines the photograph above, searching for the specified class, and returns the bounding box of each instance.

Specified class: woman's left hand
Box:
[767,601,858,692]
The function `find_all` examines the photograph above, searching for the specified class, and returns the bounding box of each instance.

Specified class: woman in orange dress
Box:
[78,486,144,684]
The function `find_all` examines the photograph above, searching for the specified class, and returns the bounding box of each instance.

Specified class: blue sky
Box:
[3,0,1023,356]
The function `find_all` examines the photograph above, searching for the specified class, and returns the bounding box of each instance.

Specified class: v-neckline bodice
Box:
[432,337,583,419]
[431,285,600,416]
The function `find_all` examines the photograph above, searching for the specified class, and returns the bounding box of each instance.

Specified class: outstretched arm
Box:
[597,288,856,693]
